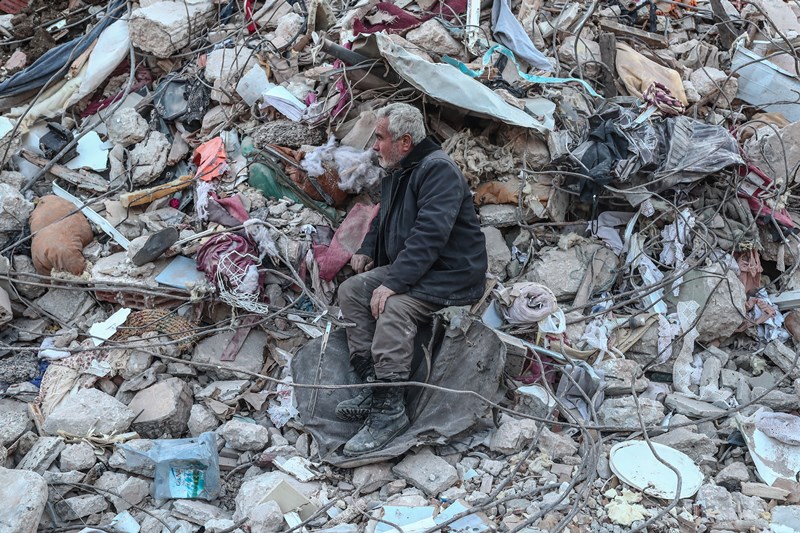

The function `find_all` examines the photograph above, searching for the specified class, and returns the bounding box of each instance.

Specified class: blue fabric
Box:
[442,44,600,97]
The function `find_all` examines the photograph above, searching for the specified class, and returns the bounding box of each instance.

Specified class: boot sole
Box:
[342,419,411,457]
[335,406,369,421]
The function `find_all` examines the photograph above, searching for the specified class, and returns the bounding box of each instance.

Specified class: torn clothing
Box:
[339,266,442,380]
[358,137,488,306]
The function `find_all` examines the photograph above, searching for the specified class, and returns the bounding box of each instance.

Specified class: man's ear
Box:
[402,133,414,150]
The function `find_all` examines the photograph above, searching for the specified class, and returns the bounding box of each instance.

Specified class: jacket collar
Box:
[397,137,440,170]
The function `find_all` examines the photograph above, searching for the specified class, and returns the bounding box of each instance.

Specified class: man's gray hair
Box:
[376,103,426,145]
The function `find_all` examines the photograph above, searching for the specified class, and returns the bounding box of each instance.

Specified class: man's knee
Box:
[382,295,436,323]
[338,275,360,307]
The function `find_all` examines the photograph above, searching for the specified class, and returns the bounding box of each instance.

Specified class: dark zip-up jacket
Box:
[357,137,488,306]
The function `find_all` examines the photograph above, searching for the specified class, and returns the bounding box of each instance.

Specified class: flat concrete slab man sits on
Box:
[336,103,488,457]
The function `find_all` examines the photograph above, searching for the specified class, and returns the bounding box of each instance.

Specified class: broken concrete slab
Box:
[17,436,65,474]
[59,442,96,471]
[127,377,193,438]
[482,226,511,278]
[129,131,171,186]
[405,19,464,59]
[0,182,33,235]
[233,471,319,523]
[192,329,268,380]
[594,359,648,396]
[489,415,538,454]
[352,462,395,494]
[55,494,109,520]
[32,288,93,325]
[597,396,664,429]
[129,0,215,58]
[651,428,718,463]
[107,108,148,147]
[95,471,151,512]
[392,448,459,497]
[43,388,135,436]
[524,242,617,301]
[675,264,746,343]
[189,404,220,437]
[665,393,726,418]
[0,398,31,446]
[0,467,48,533]
[218,418,270,451]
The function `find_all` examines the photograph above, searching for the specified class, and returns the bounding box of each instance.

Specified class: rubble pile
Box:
[1,0,800,531]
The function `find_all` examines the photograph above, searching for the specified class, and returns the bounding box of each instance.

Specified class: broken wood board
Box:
[599,20,669,48]
[21,149,109,193]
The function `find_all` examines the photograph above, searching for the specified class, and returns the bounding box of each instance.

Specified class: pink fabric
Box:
[352,0,468,35]
[313,203,379,281]
[213,193,250,223]
[196,233,265,292]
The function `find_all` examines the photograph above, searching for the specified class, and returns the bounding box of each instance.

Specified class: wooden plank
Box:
[599,32,618,97]
[599,19,669,48]
[20,149,109,193]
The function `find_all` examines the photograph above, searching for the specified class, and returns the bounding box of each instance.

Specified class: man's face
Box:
[373,118,413,169]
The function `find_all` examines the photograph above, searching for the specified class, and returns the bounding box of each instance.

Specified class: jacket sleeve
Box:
[382,158,465,294]
[356,208,379,258]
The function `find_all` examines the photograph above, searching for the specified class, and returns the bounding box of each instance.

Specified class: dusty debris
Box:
[0,0,798,529]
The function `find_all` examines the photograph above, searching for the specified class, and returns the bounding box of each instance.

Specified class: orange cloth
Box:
[193,136,228,181]
[474,181,520,205]
[29,196,93,276]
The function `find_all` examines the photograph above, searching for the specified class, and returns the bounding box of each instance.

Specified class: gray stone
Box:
[196,380,250,403]
[482,226,511,278]
[95,471,150,512]
[127,377,193,438]
[696,484,737,521]
[352,462,394,493]
[189,404,220,437]
[17,436,65,473]
[219,419,270,451]
[0,398,30,445]
[234,472,319,522]
[108,439,155,477]
[651,428,718,463]
[626,321,673,373]
[479,204,536,227]
[9,256,46,299]
[0,170,25,189]
[732,492,767,524]
[675,264,746,343]
[173,500,229,525]
[33,288,93,325]
[248,500,284,533]
[205,519,245,533]
[193,330,268,379]
[751,387,798,411]
[43,388,135,436]
[665,393,726,418]
[689,67,738,107]
[524,243,617,301]
[480,459,504,476]
[597,396,663,429]
[118,367,158,393]
[107,108,148,147]
[537,426,578,460]
[594,359,648,396]
[489,415,538,454]
[43,470,84,499]
[59,442,96,471]
[0,467,48,533]
[129,131,170,185]
[55,494,108,520]
[405,19,463,58]
[763,340,800,380]
[0,183,33,235]
[392,448,458,497]
[129,0,215,58]
[716,462,750,487]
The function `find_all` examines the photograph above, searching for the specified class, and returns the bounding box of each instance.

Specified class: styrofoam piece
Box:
[736,414,800,486]
[609,441,704,499]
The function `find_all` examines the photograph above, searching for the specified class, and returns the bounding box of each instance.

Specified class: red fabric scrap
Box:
[313,203,380,281]
[352,0,468,35]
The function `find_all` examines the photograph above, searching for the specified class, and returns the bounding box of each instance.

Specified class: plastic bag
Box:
[119,432,220,500]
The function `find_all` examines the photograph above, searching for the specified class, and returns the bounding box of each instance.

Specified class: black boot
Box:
[343,382,410,457]
[336,357,376,421]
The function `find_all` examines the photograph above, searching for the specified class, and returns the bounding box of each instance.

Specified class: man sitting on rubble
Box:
[336,103,488,457]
